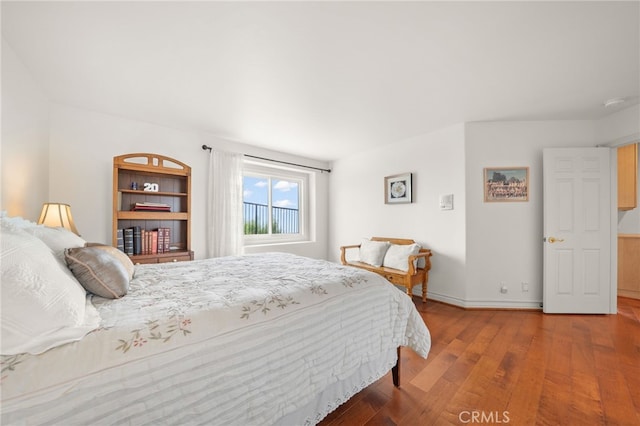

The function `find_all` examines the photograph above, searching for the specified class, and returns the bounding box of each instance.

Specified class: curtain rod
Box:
[201,145,331,173]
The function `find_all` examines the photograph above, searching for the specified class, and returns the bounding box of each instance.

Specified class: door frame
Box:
[609,148,618,314]
[607,131,640,314]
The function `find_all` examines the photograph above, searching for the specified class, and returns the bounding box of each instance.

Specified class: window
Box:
[243,162,309,244]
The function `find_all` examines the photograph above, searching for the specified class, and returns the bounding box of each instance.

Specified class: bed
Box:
[1,215,431,425]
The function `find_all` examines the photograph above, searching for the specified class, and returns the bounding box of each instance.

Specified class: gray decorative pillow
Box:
[65,245,134,299]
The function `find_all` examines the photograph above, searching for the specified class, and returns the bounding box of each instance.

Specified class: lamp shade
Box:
[37,203,80,235]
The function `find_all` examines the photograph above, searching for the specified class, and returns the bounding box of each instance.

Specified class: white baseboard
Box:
[425,291,542,310]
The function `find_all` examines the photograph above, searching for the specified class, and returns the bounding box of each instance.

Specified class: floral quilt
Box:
[1,252,430,425]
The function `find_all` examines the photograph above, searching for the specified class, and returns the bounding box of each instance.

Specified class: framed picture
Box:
[484,167,529,202]
[385,173,412,204]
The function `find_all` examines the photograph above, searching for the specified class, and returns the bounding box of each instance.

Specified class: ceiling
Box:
[2,1,639,161]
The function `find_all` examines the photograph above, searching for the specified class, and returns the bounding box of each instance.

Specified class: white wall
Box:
[330,120,610,308]
[328,124,467,302]
[595,104,640,146]
[465,121,598,308]
[1,38,50,219]
[46,104,330,260]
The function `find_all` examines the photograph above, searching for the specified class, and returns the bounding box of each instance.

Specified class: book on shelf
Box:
[131,202,171,212]
[151,231,158,254]
[116,229,124,252]
[131,207,171,212]
[123,228,134,256]
[135,201,170,207]
[148,231,153,255]
[157,228,164,253]
[163,228,171,252]
[132,203,171,207]
[145,230,152,255]
[133,226,142,255]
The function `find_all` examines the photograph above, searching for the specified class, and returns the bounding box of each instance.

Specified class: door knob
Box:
[546,237,565,243]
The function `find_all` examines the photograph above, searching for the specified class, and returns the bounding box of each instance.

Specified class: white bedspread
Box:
[1,252,430,425]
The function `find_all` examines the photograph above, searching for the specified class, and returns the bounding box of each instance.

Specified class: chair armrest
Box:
[408,250,433,274]
[340,244,361,265]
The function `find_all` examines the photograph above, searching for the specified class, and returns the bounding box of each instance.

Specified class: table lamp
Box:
[37,203,80,235]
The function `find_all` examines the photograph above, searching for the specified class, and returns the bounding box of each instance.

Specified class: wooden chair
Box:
[340,237,432,302]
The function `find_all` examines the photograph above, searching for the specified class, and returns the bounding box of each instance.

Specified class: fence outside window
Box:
[243,202,299,235]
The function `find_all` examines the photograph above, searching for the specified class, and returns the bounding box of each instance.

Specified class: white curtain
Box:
[206,149,244,258]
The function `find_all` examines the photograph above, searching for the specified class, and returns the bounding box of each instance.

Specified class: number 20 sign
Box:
[143,182,159,192]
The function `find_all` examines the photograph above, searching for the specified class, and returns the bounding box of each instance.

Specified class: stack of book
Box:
[140,228,172,254]
[131,202,171,212]
[117,226,171,255]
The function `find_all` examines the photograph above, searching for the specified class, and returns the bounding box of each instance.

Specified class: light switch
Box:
[440,194,454,210]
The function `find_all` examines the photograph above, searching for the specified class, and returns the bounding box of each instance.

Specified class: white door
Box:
[543,148,611,314]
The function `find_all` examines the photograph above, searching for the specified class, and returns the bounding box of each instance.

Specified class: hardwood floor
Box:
[319,297,640,426]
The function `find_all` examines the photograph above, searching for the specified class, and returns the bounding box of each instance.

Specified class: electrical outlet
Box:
[500,282,508,294]
[522,282,529,292]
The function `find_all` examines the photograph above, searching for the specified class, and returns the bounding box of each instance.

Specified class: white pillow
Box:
[383,243,421,272]
[1,227,99,355]
[0,211,39,230]
[22,225,86,264]
[358,238,390,267]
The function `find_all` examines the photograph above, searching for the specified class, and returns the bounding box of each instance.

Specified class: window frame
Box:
[242,161,310,246]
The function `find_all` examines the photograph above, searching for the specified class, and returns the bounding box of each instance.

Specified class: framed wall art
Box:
[385,173,412,204]
[484,167,529,202]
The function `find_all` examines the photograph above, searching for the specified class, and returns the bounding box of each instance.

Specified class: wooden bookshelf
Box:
[113,153,193,264]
